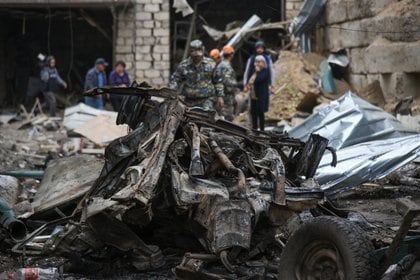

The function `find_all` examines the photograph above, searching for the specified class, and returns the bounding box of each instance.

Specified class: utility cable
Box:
[67,6,74,90]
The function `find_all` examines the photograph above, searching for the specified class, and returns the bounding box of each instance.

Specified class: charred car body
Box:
[10,84,382,279]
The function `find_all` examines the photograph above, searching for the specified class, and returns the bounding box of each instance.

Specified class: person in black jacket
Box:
[247,55,270,131]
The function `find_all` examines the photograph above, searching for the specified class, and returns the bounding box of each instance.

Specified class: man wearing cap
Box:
[84,58,108,109]
[215,45,237,121]
[169,40,224,110]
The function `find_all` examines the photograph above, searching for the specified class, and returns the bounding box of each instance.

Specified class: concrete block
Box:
[349,48,367,74]
[119,29,132,38]
[136,29,152,37]
[370,0,395,14]
[143,37,156,45]
[325,0,394,25]
[135,70,145,79]
[152,0,163,3]
[136,61,151,70]
[286,2,294,10]
[161,1,170,11]
[155,21,162,28]
[364,39,420,73]
[153,28,169,37]
[154,61,170,70]
[326,5,420,50]
[162,54,170,61]
[159,36,170,45]
[144,55,153,61]
[135,37,144,45]
[325,19,370,50]
[144,4,160,12]
[136,45,151,54]
[143,20,154,28]
[118,20,134,30]
[152,77,165,85]
[154,45,169,53]
[136,12,152,20]
[154,11,170,21]
[380,72,420,100]
[118,46,132,53]
[125,62,133,70]
[163,70,170,78]
[124,54,134,62]
[162,20,170,28]
[348,73,368,91]
[125,38,134,46]
[117,37,124,45]
[136,0,152,3]
[135,53,144,61]
[325,0,347,25]
[152,53,161,61]
[145,69,161,78]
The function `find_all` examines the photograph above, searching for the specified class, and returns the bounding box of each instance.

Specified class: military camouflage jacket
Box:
[169,57,224,99]
[215,59,237,95]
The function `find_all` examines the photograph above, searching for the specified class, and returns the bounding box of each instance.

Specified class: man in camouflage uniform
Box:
[215,45,237,121]
[169,40,224,110]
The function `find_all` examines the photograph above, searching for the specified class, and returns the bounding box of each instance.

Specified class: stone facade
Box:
[320,0,420,100]
[115,0,170,87]
[286,0,305,20]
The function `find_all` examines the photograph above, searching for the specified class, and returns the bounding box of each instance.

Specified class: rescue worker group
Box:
[169,39,274,130]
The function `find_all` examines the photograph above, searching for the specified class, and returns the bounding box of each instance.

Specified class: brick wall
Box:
[319,0,420,100]
[286,0,305,20]
[115,0,170,87]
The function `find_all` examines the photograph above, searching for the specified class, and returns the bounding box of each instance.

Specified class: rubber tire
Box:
[278,216,378,280]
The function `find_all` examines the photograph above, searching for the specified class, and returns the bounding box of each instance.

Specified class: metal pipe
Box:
[0,198,27,241]
[222,14,263,56]
[210,140,246,197]
[0,170,44,179]
[189,123,205,176]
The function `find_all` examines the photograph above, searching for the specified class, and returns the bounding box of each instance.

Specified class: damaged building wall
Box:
[115,0,170,87]
[286,0,305,20]
[0,26,5,104]
[318,0,420,101]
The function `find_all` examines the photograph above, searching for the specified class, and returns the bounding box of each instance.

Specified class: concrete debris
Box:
[74,114,128,147]
[0,85,419,279]
[265,51,322,122]
[172,0,194,17]
[63,102,118,131]
[30,154,104,216]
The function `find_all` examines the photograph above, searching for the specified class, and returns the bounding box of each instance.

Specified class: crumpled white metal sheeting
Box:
[315,135,420,197]
[288,92,419,197]
[289,92,414,150]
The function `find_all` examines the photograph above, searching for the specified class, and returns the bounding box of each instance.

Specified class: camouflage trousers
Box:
[184,96,215,110]
[219,93,235,121]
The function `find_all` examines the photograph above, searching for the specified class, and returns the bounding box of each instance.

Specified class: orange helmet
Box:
[210,49,220,60]
[222,45,234,54]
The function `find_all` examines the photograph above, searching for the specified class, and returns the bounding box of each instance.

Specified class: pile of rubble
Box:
[1,85,420,279]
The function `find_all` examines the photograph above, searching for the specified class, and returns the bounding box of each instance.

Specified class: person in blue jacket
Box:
[247,55,270,131]
[84,58,108,109]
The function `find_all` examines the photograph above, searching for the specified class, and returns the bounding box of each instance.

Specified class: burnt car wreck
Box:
[10,84,384,279]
